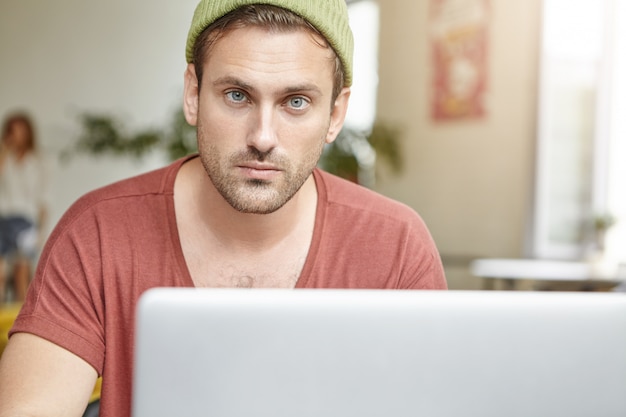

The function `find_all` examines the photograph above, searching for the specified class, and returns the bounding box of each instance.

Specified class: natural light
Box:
[534,0,626,264]
[605,0,626,263]
[345,0,379,131]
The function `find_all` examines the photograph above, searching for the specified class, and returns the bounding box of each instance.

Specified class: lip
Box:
[237,162,282,181]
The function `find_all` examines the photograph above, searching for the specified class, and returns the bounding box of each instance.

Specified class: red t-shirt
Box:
[11,155,446,416]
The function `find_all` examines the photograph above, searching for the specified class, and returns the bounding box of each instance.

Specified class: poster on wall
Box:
[430,0,489,121]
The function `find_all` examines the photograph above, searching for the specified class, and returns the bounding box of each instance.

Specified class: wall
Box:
[374,0,543,289]
[0,0,199,234]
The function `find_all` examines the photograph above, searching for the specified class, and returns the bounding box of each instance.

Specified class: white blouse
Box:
[0,152,50,223]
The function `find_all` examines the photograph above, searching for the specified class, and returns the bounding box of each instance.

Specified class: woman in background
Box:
[0,112,49,302]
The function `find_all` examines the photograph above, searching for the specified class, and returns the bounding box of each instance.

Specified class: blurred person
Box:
[0,1,447,416]
[0,112,49,303]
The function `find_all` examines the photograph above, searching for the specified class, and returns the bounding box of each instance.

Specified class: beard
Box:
[197,132,327,215]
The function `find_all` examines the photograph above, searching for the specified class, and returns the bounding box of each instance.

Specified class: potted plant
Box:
[319,121,403,188]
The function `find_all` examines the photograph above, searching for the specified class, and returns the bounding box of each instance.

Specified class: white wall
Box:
[0,0,199,234]
[374,0,542,288]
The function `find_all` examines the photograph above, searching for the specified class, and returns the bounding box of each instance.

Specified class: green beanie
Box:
[185,0,354,87]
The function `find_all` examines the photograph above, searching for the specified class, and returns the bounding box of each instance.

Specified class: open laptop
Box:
[132,288,626,417]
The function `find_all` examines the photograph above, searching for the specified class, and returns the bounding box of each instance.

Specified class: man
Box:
[0,0,447,416]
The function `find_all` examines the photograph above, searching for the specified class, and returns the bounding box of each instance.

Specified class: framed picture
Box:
[430,0,489,121]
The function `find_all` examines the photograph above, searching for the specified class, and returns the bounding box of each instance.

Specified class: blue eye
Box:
[288,96,309,109]
[226,91,246,102]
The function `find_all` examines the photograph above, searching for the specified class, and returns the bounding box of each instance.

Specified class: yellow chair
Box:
[0,302,22,357]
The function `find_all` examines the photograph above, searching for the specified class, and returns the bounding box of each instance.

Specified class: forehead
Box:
[202,26,336,92]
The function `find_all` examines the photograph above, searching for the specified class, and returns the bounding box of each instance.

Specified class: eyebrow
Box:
[212,76,323,97]
[282,83,323,97]
[213,76,255,92]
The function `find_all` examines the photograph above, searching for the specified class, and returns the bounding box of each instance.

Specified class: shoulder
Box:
[313,168,435,251]
[309,169,446,289]
[35,157,189,284]
[72,157,186,212]
[50,156,189,238]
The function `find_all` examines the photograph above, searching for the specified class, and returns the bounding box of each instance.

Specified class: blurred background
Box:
[1,0,625,290]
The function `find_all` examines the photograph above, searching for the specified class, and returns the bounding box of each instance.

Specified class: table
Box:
[469,258,625,291]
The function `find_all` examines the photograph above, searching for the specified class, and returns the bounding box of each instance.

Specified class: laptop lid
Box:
[132,289,626,417]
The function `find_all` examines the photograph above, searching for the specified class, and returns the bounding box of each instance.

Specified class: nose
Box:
[246,104,278,154]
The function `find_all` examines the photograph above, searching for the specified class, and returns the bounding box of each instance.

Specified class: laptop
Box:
[132,288,626,417]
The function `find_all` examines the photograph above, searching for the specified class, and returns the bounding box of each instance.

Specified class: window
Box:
[532,0,626,263]
[345,0,380,131]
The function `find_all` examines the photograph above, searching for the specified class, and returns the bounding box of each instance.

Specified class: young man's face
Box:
[184,25,350,214]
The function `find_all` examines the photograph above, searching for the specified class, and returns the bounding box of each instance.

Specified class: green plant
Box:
[591,212,618,253]
[594,213,617,232]
[61,109,197,162]
[162,109,198,161]
[319,121,404,187]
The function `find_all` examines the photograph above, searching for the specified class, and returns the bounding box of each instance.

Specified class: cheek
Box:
[288,126,329,167]
[196,117,224,162]
[196,105,238,147]
[282,111,331,144]
[280,126,322,157]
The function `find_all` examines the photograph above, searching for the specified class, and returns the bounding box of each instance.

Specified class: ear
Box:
[325,87,351,144]
[183,63,199,126]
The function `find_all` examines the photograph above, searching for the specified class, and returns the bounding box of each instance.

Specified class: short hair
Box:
[191,5,345,103]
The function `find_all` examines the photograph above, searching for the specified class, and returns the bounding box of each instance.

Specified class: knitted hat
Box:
[185,0,354,86]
